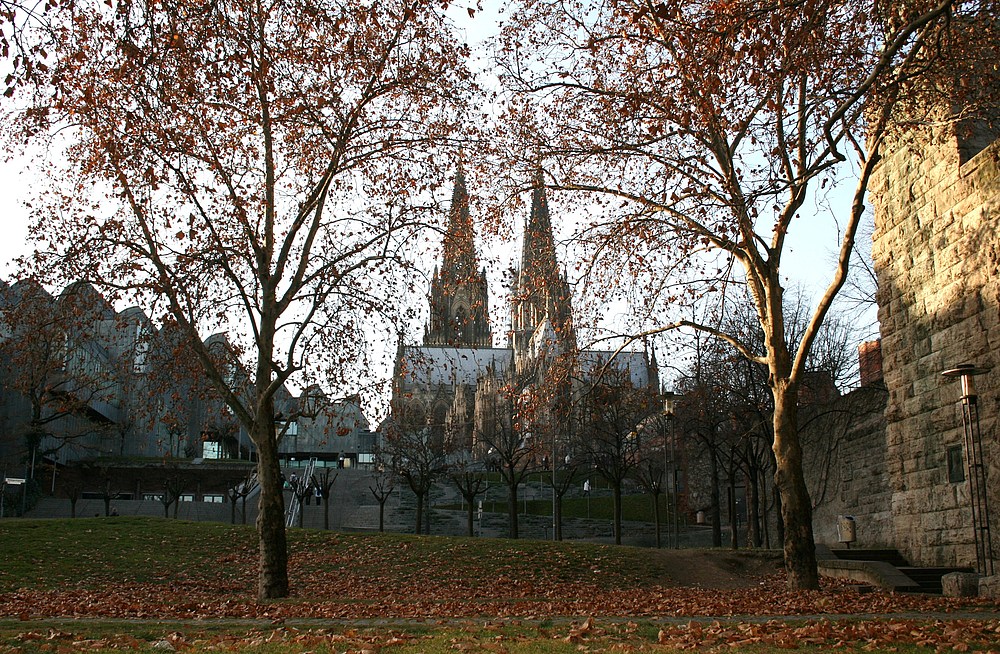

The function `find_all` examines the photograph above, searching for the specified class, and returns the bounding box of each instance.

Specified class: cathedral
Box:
[390,166,659,459]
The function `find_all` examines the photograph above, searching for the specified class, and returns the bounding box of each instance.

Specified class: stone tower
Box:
[510,170,575,374]
[424,164,492,347]
[871,38,1000,568]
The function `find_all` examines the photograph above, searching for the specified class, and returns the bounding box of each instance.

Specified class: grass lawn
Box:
[0,518,997,652]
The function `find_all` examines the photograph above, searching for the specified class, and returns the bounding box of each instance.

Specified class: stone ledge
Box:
[818,559,920,592]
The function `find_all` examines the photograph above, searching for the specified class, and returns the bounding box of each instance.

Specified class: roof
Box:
[399,345,513,387]
[577,349,651,388]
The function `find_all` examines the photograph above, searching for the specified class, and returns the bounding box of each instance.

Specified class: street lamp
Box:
[942,364,994,576]
[663,390,683,549]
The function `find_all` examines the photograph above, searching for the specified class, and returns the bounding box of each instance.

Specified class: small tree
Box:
[578,369,659,545]
[474,380,540,540]
[312,468,338,531]
[368,464,396,533]
[448,461,488,537]
[546,455,581,542]
[383,420,448,535]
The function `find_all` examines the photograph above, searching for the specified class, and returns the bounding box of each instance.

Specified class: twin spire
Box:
[424,164,572,354]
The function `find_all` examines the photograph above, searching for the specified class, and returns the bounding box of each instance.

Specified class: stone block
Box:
[979,575,1000,599]
[942,572,980,597]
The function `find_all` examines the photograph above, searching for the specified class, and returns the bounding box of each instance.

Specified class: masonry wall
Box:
[871,128,1000,567]
[806,384,893,549]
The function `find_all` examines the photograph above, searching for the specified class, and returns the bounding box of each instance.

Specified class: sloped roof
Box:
[577,349,651,388]
[400,345,513,387]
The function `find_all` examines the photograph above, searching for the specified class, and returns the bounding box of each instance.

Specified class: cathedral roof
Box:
[577,349,653,388]
[399,345,513,387]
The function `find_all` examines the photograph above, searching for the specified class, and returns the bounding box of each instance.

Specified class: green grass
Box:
[0,517,682,594]
[0,618,976,653]
[0,519,990,653]
[0,517,254,591]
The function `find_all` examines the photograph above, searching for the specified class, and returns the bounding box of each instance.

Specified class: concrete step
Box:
[898,566,975,594]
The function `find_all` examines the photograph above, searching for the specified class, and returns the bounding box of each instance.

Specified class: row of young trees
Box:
[3,0,995,598]
[381,361,671,545]
[381,285,879,551]
[670,290,880,551]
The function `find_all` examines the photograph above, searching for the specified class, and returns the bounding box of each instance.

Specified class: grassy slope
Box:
[1,519,996,653]
[0,517,682,594]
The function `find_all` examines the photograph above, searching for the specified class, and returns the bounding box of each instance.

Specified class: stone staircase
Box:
[819,547,973,594]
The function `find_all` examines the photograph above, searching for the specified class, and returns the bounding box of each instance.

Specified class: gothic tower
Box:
[424,164,492,347]
[510,170,574,374]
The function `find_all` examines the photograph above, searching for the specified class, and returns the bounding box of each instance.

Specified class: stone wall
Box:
[805,383,893,549]
[871,125,1000,567]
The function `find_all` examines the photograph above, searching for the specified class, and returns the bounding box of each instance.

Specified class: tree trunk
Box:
[323,495,330,530]
[612,484,623,545]
[555,493,563,541]
[423,489,431,534]
[746,460,760,548]
[70,498,78,519]
[652,490,662,548]
[507,482,519,539]
[773,482,784,544]
[414,490,424,534]
[772,383,819,590]
[378,500,386,532]
[254,424,290,600]
[728,480,738,549]
[710,451,722,547]
[466,500,475,537]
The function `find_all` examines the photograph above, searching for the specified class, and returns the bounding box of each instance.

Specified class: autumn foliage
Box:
[2,519,1000,650]
[11,0,475,600]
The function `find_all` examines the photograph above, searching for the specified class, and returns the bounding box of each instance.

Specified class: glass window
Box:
[202,441,222,459]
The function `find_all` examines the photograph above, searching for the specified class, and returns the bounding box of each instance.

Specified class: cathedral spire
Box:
[510,168,575,370]
[441,161,477,282]
[424,163,492,348]
[519,167,559,278]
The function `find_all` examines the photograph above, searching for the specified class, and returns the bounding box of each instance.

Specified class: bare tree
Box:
[448,461,488,537]
[15,0,473,599]
[474,380,540,540]
[227,469,258,525]
[312,468,338,531]
[383,419,449,535]
[499,0,966,588]
[368,462,396,533]
[578,368,659,545]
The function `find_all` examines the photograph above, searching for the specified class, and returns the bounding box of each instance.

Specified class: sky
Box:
[0,1,878,390]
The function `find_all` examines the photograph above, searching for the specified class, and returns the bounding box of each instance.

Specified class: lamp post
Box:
[552,428,557,541]
[942,364,994,576]
[663,391,683,549]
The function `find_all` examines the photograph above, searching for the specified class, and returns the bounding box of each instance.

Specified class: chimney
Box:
[858,340,883,387]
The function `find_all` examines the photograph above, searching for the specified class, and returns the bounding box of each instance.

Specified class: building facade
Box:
[391,167,659,462]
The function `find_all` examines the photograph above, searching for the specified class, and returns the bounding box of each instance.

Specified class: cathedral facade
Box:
[390,167,659,460]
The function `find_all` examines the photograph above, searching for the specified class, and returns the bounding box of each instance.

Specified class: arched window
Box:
[453,304,468,341]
